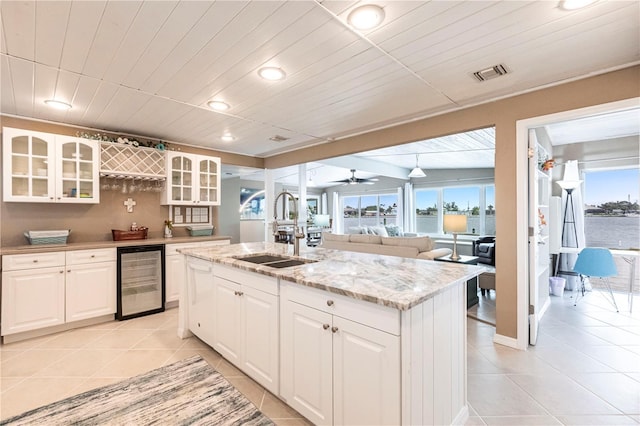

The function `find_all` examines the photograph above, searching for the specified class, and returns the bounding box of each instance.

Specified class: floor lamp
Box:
[556,160,582,247]
[556,160,583,295]
[444,214,467,261]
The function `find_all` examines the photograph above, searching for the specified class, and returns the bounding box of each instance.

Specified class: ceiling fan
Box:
[333,169,379,185]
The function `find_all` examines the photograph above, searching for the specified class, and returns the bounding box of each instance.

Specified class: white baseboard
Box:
[493,333,524,349]
[452,405,470,425]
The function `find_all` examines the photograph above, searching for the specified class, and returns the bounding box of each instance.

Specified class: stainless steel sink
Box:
[235,254,290,264]
[263,259,310,268]
[233,253,317,268]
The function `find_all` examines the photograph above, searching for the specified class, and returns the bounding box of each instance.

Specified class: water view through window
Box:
[415,185,495,235]
[584,168,639,249]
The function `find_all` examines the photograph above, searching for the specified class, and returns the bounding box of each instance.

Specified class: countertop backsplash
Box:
[1,189,218,248]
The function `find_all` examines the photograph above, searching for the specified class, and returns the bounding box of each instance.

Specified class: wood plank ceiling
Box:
[1,0,639,161]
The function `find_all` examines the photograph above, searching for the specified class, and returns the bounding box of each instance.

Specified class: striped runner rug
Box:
[1,355,274,426]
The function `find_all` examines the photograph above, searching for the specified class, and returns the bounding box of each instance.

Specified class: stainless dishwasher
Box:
[117,245,165,320]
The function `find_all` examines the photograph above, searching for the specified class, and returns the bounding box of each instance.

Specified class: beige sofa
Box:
[320,232,452,260]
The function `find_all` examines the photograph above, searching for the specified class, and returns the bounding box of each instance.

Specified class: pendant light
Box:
[408,154,426,178]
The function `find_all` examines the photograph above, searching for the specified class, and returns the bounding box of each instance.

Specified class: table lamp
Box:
[444,214,467,261]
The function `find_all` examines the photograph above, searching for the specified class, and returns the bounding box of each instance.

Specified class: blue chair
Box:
[572,247,619,312]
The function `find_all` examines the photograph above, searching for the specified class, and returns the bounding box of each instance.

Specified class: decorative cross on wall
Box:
[124,198,136,213]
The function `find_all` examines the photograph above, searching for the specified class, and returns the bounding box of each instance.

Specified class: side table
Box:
[435,255,480,309]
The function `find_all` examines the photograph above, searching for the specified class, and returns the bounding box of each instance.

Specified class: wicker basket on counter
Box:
[186,225,214,237]
[112,228,148,241]
[24,229,71,245]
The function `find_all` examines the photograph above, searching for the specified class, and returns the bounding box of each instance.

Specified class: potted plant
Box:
[164,220,173,238]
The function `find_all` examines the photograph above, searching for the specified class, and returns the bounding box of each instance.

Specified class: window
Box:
[341,193,398,232]
[240,188,265,220]
[584,168,639,249]
[415,189,439,233]
[444,187,479,234]
[414,185,495,235]
[485,185,496,235]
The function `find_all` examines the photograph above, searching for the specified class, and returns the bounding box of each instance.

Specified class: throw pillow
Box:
[368,225,389,237]
[385,224,401,237]
[348,226,367,234]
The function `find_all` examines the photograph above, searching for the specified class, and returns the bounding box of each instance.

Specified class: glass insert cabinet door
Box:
[198,158,219,204]
[2,128,55,202]
[55,137,99,203]
[169,154,194,204]
[163,152,220,206]
[2,128,99,203]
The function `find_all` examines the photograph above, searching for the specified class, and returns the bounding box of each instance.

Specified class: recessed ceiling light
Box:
[44,99,72,110]
[258,67,286,81]
[221,134,235,142]
[207,100,230,111]
[559,0,596,10]
[347,4,385,30]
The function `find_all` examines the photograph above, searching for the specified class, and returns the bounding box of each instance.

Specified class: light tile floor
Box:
[1,289,639,425]
[0,309,311,424]
[467,289,640,425]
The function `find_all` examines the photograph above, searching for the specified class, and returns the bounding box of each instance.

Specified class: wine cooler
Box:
[117,245,165,320]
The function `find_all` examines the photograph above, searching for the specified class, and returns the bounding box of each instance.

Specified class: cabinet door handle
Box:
[90,255,95,258]
[323,324,330,330]
[59,270,64,274]
[326,300,334,306]
[238,291,243,296]
[50,197,54,200]
[67,270,71,273]
[331,326,339,333]
[33,259,38,263]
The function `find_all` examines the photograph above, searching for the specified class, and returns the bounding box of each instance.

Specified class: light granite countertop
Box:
[0,235,232,255]
[179,242,483,311]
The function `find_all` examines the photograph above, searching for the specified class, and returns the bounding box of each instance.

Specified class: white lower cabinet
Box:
[1,248,116,337]
[212,267,279,395]
[186,257,216,346]
[65,261,116,322]
[165,253,185,304]
[1,265,66,335]
[280,282,401,426]
[166,240,230,305]
[212,276,242,364]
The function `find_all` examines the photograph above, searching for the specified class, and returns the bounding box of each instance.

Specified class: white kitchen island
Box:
[178,242,482,426]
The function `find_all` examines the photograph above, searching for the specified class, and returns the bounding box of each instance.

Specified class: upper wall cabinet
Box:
[162,152,220,206]
[2,127,99,203]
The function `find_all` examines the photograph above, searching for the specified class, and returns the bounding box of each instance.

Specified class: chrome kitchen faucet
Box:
[273,190,305,256]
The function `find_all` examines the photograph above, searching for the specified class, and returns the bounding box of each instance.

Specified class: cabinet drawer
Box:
[66,248,116,265]
[280,281,400,335]
[2,252,66,271]
[214,264,278,296]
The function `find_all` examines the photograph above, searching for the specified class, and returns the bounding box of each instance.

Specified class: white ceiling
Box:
[243,126,497,188]
[2,0,639,163]
[545,108,640,146]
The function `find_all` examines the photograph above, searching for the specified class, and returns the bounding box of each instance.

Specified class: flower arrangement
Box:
[76,131,167,150]
[541,158,555,171]
[164,220,173,238]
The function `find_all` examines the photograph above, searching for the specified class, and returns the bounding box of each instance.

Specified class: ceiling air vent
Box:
[269,135,290,142]
[473,64,508,82]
